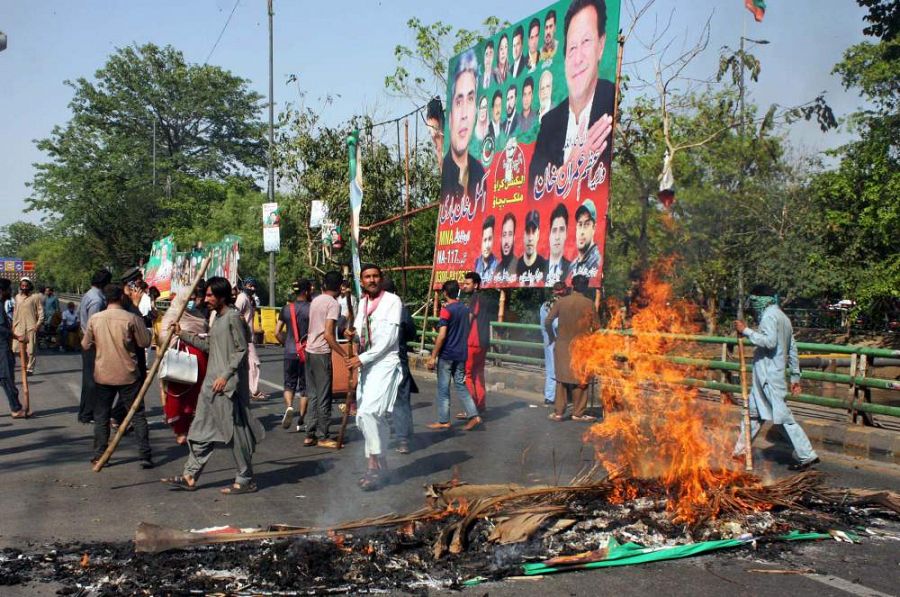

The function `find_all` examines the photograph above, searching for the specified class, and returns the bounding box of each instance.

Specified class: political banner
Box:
[164,236,242,297]
[435,0,620,289]
[143,235,175,294]
[262,202,281,253]
[0,258,36,283]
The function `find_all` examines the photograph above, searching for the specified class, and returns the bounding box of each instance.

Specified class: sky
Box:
[0,0,870,228]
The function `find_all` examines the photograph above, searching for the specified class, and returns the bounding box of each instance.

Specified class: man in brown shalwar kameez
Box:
[543,275,599,422]
[12,277,43,374]
[162,277,265,494]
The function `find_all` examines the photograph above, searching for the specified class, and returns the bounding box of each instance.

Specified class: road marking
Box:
[803,574,894,597]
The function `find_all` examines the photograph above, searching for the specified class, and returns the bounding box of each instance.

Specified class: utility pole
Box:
[152,118,157,187]
[267,0,276,306]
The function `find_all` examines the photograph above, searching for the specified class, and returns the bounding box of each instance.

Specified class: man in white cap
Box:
[13,277,42,374]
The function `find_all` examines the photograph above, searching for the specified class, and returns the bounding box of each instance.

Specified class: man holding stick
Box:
[162,277,265,493]
[346,264,402,491]
[732,284,819,471]
[12,277,42,375]
[81,284,153,468]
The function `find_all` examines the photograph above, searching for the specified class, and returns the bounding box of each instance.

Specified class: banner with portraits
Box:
[145,235,241,297]
[435,0,620,289]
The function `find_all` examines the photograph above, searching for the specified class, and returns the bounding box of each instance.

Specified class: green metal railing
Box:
[412,316,900,419]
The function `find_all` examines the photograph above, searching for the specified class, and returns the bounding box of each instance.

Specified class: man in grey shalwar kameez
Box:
[733,284,819,471]
[162,277,265,493]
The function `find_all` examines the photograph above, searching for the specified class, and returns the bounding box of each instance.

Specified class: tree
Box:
[0,222,46,257]
[810,0,899,321]
[27,43,265,275]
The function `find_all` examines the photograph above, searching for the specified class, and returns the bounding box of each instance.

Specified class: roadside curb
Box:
[408,353,898,466]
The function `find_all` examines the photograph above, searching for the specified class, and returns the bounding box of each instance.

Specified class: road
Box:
[1,346,898,595]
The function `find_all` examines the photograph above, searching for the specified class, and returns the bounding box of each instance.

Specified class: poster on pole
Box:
[169,236,241,296]
[143,235,175,294]
[434,0,620,289]
[262,202,281,253]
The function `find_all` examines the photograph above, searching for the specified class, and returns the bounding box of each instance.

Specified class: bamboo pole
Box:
[498,289,507,322]
[93,256,212,472]
[403,118,410,295]
[737,336,753,471]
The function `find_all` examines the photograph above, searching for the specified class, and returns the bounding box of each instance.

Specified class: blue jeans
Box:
[436,358,478,423]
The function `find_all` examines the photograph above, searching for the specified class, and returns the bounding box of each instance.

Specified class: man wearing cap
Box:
[12,277,42,375]
[528,0,614,195]
[235,278,263,400]
[570,199,601,280]
[516,210,549,286]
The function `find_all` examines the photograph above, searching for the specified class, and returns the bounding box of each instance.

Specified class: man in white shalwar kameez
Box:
[347,264,402,491]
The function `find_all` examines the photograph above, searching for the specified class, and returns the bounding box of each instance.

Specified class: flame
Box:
[571,261,762,523]
[327,530,352,553]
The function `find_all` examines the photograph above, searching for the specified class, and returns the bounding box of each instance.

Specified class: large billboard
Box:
[435,0,620,289]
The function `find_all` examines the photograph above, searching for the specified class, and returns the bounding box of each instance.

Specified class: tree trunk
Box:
[700,294,718,334]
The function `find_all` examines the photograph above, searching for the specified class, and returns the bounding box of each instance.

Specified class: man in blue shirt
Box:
[78,269,112,424]
[426,280,482,430]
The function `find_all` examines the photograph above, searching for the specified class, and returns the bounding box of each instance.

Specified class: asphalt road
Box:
[2,346,898,596]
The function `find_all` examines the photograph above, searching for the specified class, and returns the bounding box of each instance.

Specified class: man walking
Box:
[303,271,346,448]
[540,282,566,407]
[12,277,42,375]
[427,280,482,431]
[235,278,263,400]
[81,284,153,468]
[78,269,112,423]
[0,278,26,418]
[733,284,819,471]
[162,277,265,493]
[461,272,494,414]
[276,279,311,432]
[347,264,403,490]
[544,276,599,422]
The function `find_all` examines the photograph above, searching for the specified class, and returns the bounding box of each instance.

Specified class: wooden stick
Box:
[18,341,30,414]
[737,335,753,471]
[93,256,212,472]
[336,296,357,450]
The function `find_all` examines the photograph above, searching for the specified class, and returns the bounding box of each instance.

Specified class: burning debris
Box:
[2,472,898,594]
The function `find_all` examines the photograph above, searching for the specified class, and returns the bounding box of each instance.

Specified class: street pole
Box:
[267,0,276,306]
[736,32,745,322]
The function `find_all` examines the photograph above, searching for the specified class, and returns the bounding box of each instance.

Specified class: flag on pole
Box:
[347,129,363,299]
[744,0,766,22]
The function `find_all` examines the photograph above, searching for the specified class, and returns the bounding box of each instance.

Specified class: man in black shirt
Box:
[276,280,312,431]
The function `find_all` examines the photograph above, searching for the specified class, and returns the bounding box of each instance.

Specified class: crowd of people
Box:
[0,262,822,495]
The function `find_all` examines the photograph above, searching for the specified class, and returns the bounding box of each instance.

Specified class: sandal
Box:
[304,437,318,447]
[161,476,197,491]
[548,413,565,422]
[358,469,382,492]
[221,482,258,495]
[10,410,27,419]
[572,414,597,422]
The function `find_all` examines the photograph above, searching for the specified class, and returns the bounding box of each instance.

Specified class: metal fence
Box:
[412,316,900,421]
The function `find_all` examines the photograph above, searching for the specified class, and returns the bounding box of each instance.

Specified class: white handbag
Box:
[159,339,199,384]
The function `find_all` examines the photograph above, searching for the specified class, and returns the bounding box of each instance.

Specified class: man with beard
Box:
[511,25,527,77]
[495,213,518,283]
[481,40,494,89]
[441,50,485,204]
[526,18,541,71]
[570,199,601,279]
[519,76,538,132]
[493,33,510,85]
[539,69,554,120]
[461,272,496,414]
[473,215,497,283]
[502,84,520,138]
[346,264,403,491]
[546,203,572,285]
[540,9,559,60]
[529,0,614,194]
[516,210,548,286]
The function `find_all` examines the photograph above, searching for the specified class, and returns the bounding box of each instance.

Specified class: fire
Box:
[571,262,761,523]
[327,530,352,553]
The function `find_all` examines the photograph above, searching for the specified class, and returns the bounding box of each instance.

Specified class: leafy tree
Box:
[0,222,46,258]
[27,43,265,276]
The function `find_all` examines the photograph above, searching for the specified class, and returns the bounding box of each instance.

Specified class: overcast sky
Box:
[0,0,869,228]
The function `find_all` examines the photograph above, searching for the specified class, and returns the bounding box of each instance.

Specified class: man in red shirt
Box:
[460,272,495,414]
